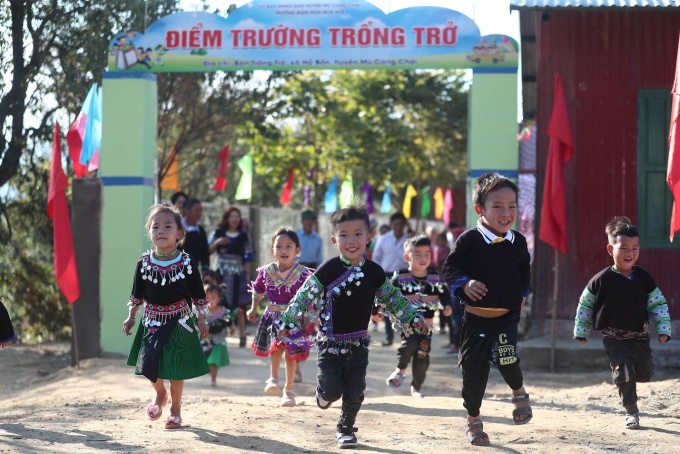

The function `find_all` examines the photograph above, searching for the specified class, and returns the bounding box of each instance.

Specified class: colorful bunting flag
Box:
[420,186,432,218]
[303,185,312,207]
[48,124,80,304]
[280,167,294,205]
[213,145,229,191]
[362,183,374,213]
[79,84,102,168]
[324,175,338,213]
[66,84,100,178]
[380,181,393,214]
[403,184,418,218]
[160,140,180,191]
[339,173,354,208]
[433,187,444,219]
[443,189,453,226]
[234,154,253,200]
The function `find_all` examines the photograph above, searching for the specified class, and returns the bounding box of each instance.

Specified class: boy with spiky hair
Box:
[574,216,671,429]
[277,203,425,449]
[443,172,532,446]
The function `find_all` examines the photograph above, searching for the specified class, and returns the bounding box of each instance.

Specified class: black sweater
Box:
[442,229,531,312]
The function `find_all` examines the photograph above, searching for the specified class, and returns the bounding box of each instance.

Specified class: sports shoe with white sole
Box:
[281,389,297,407]
[316,391,332,410]
[264,377,280,394]
[336,427,358,449]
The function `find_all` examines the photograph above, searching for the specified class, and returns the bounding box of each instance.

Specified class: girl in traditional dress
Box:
[202,283,233,387]
[123,204,210,430]
[247,227,313,407]
[209,207,254,348]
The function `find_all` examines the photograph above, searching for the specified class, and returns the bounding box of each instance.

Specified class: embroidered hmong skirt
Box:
[127,301,210,382]
[215,254,250,307]
[251,305,309,361]
[203,337,230,368]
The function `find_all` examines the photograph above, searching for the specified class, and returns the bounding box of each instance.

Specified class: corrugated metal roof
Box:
[510,0,679,9]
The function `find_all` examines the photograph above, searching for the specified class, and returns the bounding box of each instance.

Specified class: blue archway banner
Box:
[108,0,518,72]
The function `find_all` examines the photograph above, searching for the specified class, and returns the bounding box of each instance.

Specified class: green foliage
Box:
[238,70,469,212]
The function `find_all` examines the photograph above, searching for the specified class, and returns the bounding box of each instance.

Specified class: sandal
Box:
[165,415,182,430]
[625,413,640,429]
[511,392,533,425]
[465,419,490,446]
[146,394,169,421]
[386,371,406,388]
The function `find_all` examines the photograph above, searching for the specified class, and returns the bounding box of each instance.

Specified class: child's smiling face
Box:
[475,186,517,236]
[331,219,369,266]
[272,233,299,268]
[607,235,639,275]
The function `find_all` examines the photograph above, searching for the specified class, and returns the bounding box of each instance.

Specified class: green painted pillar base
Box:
[467,70,519,227]
[100,72,157,355]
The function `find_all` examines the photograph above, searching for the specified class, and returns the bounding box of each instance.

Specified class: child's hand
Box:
[246,307,257,323]
[229,326,236,335]
[122,316,136,336]
[372,312,384,322]
[0,341,12,348]
[442,305,453,317]
[411,319,428,334]
[574,337,587,344]
[659,334,670,344]
[463,280,487,301]
[278,328,290,340]
[197,320,209,339]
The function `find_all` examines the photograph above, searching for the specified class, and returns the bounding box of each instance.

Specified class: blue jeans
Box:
[317,348,369,429]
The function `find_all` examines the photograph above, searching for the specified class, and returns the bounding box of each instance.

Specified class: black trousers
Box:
[602,337,654,415]
[396,332,432,391]
[459,310,524,417]
[317,348,369,430]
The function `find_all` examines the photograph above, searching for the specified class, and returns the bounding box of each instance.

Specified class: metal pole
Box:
[549,248,558,373]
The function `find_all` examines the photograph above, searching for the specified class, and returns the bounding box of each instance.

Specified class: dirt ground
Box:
[1,329,679,454]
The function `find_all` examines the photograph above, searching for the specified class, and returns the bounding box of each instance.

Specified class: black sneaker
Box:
[316,391,332,410]
[336,427,357,449]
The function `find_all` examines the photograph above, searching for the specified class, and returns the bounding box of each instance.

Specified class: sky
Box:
[179,0,520,40]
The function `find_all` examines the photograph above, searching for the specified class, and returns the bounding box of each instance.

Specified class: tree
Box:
[241,70,469,212]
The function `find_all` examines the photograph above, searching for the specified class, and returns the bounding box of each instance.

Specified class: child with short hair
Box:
[123,204,210,430]
[276,203,426,449]
[247,227,313,407]
[442,172,532,446]
[202,283,233,387]
[573,216,671,429]
[384,234,453,398]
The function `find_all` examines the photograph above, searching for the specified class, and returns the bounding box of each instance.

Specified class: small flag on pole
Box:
[403,184,418,218]
[213,145,229,191]
[280,167,294,205]
[48,124,80,304]
[234,154,253,201]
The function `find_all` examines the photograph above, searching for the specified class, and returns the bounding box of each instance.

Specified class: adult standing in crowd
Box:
[182,198,210,272]
[296,210,323,269]
[170,191,188,216]
[1,301,16,347]
[209,207,254,348]
[372,212,409,346]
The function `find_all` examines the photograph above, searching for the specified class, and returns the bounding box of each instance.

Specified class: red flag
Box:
[280,167,294,205]
[667,34,680,241]
[65,113,89,178]
[213,145,229,191]
[48,124,80,303]
[539,72,574,254]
